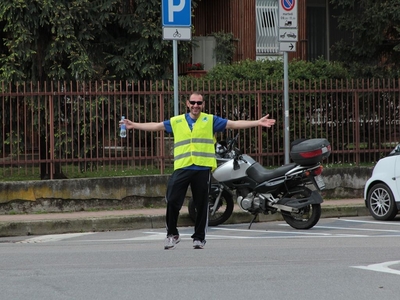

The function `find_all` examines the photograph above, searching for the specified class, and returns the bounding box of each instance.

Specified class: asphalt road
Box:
[1,216,400,300]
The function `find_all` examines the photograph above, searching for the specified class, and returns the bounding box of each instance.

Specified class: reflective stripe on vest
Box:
[171,113,217,170]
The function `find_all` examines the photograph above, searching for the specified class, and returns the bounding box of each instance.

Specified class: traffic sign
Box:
[279,28,298,42]
[280,42,296,52]
[163,27,191,40]
[161,1,192,117]
[162,0,191,27]
[279,0,298,28]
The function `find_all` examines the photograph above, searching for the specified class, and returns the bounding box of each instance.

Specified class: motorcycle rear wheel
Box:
[281,188,321,230]
[188,190,234,226]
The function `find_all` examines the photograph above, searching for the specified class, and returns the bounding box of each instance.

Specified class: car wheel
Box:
[367,183,398,220]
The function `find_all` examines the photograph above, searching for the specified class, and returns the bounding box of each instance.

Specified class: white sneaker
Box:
[193,239,206,249]
[164,235,180,250]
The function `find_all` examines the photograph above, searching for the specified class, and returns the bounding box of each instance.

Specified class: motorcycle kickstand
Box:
[248,213,258,229]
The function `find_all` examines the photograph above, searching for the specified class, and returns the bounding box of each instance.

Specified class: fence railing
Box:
[1,78,400,179]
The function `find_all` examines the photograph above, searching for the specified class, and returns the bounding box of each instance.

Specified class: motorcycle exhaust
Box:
[272,190,323,212]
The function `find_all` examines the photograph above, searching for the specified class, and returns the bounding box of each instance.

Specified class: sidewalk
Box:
[0,198,367,237]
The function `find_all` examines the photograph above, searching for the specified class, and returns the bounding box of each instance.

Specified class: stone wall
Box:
[0,167,373,214]
[321,167,373,199]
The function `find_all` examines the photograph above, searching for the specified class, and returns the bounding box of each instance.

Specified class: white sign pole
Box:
[162,0,191,116]
[283,52,290,164]
[279,0,298,164]
[173,40,179,116]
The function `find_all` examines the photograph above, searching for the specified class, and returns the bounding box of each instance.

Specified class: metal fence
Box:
[1,78,400,179]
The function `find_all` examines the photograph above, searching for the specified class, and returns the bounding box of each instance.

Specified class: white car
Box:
[364,145,400,220]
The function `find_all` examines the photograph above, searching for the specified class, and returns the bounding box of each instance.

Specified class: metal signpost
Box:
[162,0,192,116]
[279,0,298,164]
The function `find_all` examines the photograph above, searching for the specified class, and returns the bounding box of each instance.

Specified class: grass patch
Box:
[0,165,174,182]
[323,162,375,168]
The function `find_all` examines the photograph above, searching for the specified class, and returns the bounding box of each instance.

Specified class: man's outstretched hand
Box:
[259,114,276,127]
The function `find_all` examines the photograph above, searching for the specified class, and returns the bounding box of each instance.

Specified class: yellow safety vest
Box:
[171,113,217,170]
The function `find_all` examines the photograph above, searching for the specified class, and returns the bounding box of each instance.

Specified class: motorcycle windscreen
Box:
[212,155,256,182]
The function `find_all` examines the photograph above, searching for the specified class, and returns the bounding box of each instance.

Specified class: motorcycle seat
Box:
[247,162,297,183]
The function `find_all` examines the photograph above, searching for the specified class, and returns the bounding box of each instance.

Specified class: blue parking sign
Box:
[162,0,191,27]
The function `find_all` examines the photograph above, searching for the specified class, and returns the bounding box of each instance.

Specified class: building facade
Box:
[191,0,348,69]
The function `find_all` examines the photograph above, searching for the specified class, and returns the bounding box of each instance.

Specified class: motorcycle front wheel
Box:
[188,189,234,226]
[281,187,321,230]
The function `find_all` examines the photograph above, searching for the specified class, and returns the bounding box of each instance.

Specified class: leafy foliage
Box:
[201,58,349,83]
[212,31,236,65]
[0,0,195,81]
[0,0,198,179]
[331,0,400,76]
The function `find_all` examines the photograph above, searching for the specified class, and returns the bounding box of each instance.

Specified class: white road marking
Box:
[313,225,400,233]
[16,218,400,244]
[332,218,400,226]
[212,226,332,236]
[352,261,400,276]
[126,233,191,241]
[18,232,95,243]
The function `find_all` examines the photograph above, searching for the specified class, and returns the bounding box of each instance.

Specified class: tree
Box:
[0,0,195,179]
[331,0,400,76]
[0,0,194,81]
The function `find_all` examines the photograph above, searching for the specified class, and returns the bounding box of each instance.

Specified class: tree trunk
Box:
[40,135,67,180]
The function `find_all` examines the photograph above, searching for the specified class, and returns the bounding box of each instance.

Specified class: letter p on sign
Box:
[169,0,185,22]
[162,0,191,27]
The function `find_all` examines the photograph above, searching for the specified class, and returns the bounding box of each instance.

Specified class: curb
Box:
[0,205,369,237]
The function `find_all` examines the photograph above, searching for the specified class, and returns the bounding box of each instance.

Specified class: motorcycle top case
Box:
[290,138,331,165]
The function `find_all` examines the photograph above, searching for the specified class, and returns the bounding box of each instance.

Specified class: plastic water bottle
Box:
[120,116,127,138]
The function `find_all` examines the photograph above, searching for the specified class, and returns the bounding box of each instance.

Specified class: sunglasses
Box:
[189,101,203,105]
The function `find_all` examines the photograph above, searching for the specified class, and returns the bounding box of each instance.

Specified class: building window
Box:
[256,0,279,54]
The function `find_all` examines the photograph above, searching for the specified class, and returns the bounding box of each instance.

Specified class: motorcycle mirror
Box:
[233,159,240,170]
[233,133,239,146]
[234,147,242,156]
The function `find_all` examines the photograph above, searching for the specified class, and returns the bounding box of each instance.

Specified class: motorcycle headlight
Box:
[215,143,227,154]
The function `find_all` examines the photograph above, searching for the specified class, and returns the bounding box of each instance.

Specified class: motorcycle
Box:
[188,134,331,229]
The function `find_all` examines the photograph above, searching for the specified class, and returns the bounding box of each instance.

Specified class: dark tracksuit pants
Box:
[165,168,210,241]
